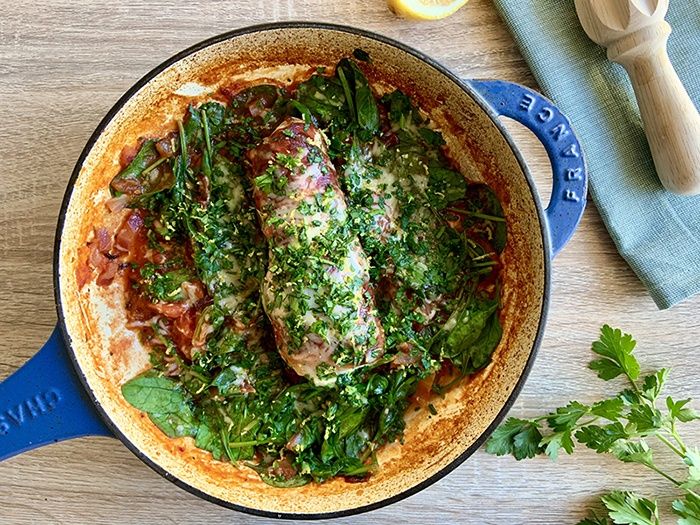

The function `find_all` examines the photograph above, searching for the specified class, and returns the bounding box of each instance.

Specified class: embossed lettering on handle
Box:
[0,388,62,436]
[0,326,111,461]
[517,92,584,206]
[468,80,588,258]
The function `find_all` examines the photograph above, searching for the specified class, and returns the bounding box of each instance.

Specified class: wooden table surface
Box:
[1,1,699,523]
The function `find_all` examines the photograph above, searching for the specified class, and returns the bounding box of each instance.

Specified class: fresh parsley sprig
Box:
[486,325,700,525]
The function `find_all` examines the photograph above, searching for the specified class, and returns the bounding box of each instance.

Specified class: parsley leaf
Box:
[641,369,668,401]
[547,401,590,431]
[628,405,663,435]
[576,422,629,453]
[541,430,575,460]
[610,440,654,469]
[590,325,640,381]
[673,494,700,525]
[487,326,700,523]
[668,397,700,423]
[591,398,625,421]
[589,357,627,381]
[601,491,659,525]
[484,417,543,460]
[682,448,700,490]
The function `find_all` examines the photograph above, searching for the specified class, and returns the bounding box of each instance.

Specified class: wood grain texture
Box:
[1,0,699,523]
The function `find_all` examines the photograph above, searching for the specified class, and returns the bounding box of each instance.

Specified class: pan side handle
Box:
[0,325,112,462]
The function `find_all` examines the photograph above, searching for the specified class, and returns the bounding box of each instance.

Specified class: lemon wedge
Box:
[388,0,469,20]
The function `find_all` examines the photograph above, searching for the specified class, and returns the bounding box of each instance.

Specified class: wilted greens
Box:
[103,54,506,486]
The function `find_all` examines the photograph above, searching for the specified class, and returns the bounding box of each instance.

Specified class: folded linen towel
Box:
[491,0,700,308]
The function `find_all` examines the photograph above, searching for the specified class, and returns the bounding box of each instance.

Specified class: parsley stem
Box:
[220,427,235,461]
[576,417,601,428]
[445,208,506,222]
[656,432,686,459]
[640,457,700,499]
[471,260,498,268]
[670,422,688,455]
[150,322,176,352]
[470,252,497,262]
[140,156,167,175]
[638,461,682,487]
[184,367,210,386]
[628,375,642,396]
[337,66,355,121]
[177,120,188,179]
[225,439,280,448]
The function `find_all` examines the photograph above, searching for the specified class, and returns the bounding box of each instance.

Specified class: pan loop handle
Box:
[468,80,588,258]
[0,325,112,462]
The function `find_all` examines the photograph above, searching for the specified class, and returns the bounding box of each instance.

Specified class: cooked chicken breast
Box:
[247,118,384,385]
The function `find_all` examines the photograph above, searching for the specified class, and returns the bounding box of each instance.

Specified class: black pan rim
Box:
[53,20,552,520]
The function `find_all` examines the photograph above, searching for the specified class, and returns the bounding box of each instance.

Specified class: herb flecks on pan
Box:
[86,57,507,486]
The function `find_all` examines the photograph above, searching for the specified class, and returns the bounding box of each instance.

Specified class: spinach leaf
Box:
[380,89,447,149]
[148,411,197,438]
[122,371,187,412]
[427,165,468,209]
[338,405,369,439]
[431,298,499,366]
[295,74,349,126]
[381,90,415,124]
[292,418,323,453]
[181,102,228,150]
[110,140,173,201]
[258,473,311,488]
[354,83,378,134]
[195,420,226,461]
[479,185,507,253]
[337,58,379,137]
[466,310,502,372]
[230,84,290,139]
[122,371,197,438]
[182,105,204,146]
[199,101,226,136]
[419,127,446,147]
[374,370,419,443]
[289,100,315,129]
[212,365,249,397]
[352,48,370,62]
[246,460,312,488]
[336,65,356,125]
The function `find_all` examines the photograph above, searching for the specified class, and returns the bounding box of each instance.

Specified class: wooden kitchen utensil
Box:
[574,0,700,195]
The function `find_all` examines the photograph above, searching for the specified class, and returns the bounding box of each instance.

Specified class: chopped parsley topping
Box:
[106,58,506,488]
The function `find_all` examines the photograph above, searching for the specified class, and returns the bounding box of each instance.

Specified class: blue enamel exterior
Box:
[0,326,111,461]
[469,80,588,258]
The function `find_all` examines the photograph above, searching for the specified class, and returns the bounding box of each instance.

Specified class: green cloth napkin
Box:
[490,0,700,309]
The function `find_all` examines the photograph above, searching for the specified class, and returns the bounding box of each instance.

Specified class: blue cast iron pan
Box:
[0,22,587,519]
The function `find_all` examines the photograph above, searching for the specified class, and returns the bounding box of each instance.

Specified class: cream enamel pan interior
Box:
[56,23,548,518]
